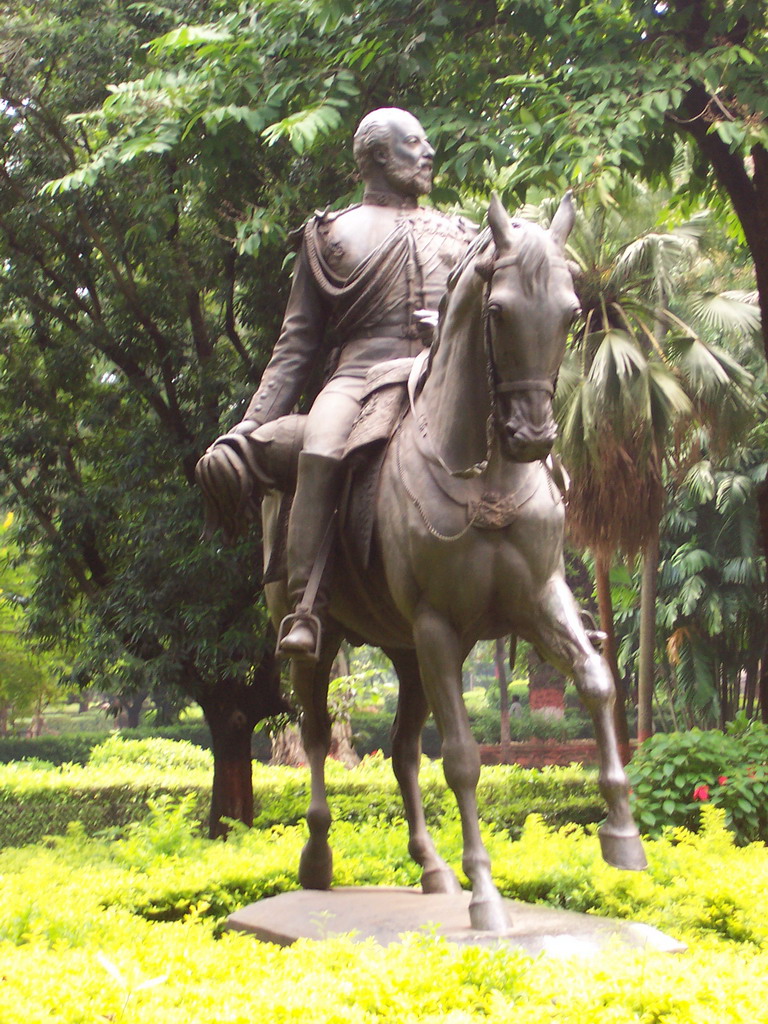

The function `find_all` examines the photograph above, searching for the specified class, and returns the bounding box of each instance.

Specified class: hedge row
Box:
[251,757,604,838]
[349,707,591,754]
[0,739,603,848]
[0,723,272,765]
[0,763,211,848]
[1,704,588,766]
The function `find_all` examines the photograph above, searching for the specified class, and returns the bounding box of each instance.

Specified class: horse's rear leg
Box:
[533,577,646,870]
[292,633,341,890]
[385,646,462,895]
[413,607,509,931]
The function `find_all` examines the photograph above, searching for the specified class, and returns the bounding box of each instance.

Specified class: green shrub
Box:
[627,722,768,843]
[475,763,603,837]
[469,707,590,743]
[0,732,112,766]
[0,760,210,848]
[251,755,603,836]
[351,705,593,753]
[0,741,603,847]
[0,722,271,766]
[88,735,213,772]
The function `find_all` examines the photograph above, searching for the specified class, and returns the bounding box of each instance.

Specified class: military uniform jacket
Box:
[243,201,477,425]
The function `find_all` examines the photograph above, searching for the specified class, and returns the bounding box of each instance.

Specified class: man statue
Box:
[231,107,476,660]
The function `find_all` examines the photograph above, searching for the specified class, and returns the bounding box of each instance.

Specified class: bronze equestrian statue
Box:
[197,110,646,933]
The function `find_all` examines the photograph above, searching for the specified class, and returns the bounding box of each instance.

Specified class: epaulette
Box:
[287,222,308,250]
[290,203,360,248]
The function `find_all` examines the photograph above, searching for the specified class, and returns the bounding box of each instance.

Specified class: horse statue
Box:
[197,194,646,933]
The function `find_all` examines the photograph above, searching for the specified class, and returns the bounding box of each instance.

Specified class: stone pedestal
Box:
[227,887,685,958]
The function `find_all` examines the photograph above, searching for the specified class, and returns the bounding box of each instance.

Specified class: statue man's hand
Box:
[227,418,260,437]
[203,419,260,456]
[414,308,439,347]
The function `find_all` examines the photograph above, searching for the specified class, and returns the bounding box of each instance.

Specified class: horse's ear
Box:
[549,190,575,249]
[487,192,512,250]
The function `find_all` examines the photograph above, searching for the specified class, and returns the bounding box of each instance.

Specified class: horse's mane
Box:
[510,221,552,296]
[445,218,553,298]
[445,226,493,292]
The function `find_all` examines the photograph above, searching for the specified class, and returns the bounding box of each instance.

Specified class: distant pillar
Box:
[527,651,565,718]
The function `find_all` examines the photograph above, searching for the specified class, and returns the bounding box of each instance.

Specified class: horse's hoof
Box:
[299,840,333,890]
[469,897,509,933]
[421,866,463,895]
[599,827,648,871]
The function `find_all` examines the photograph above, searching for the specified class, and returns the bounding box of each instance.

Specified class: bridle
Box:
[408,242,559,480]
[482,250,558,410]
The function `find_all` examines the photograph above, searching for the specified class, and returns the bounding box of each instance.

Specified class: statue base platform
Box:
[227,887,685,958]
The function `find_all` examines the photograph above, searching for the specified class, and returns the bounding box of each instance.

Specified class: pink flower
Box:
[693,784,710,801]
[717,775,728,786]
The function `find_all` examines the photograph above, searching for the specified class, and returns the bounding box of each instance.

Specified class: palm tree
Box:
[532,179,758,744]
[660,442,767,727]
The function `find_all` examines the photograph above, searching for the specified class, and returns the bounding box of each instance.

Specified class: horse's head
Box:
[478,193,580,462]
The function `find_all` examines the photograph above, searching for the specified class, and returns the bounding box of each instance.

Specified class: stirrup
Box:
[277,609,322,663]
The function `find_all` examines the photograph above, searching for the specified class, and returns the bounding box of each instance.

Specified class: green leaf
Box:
[147,25,232,54]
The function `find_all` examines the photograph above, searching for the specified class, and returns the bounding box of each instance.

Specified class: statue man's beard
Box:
[383,157,433,197]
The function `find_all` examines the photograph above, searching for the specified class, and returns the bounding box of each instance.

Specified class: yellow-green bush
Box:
[0,742,604,847]
[0,760,211,847]
[0,803,767,1023]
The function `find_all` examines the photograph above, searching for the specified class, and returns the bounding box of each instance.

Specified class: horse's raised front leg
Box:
[531,577,647,870]
[292,631,342,890]
[384,646,462,895]
[413,606,509,932]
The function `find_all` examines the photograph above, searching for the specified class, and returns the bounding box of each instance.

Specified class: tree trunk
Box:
[594,550,631,762]
[329,718,361,768]
[271,724,305,767]
[744,660,757,720]
[495,637,511,756]
[205,696,255,836]
[198,647,284,838]
[757,482,768,725]
[637,525,659,743]
[124,690,147,729]
[719,662,729,730]
[271,720,360,768]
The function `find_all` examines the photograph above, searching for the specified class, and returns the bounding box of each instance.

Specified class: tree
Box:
[0,512,58,735]
[613,437,767,728]
[549,180,757,741]
[2,0,525,829]
[662,446,767,726]
[487,0,768,706]
[0,0,285,833]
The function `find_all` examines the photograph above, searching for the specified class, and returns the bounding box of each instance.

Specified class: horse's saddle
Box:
[195,358,414,573]
[340,357,413,568]
[343,357,413,459]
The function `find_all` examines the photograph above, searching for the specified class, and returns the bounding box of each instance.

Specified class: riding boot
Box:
[278,451,345,661]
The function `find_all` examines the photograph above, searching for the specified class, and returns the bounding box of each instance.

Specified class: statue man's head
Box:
[353,108,435,198]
